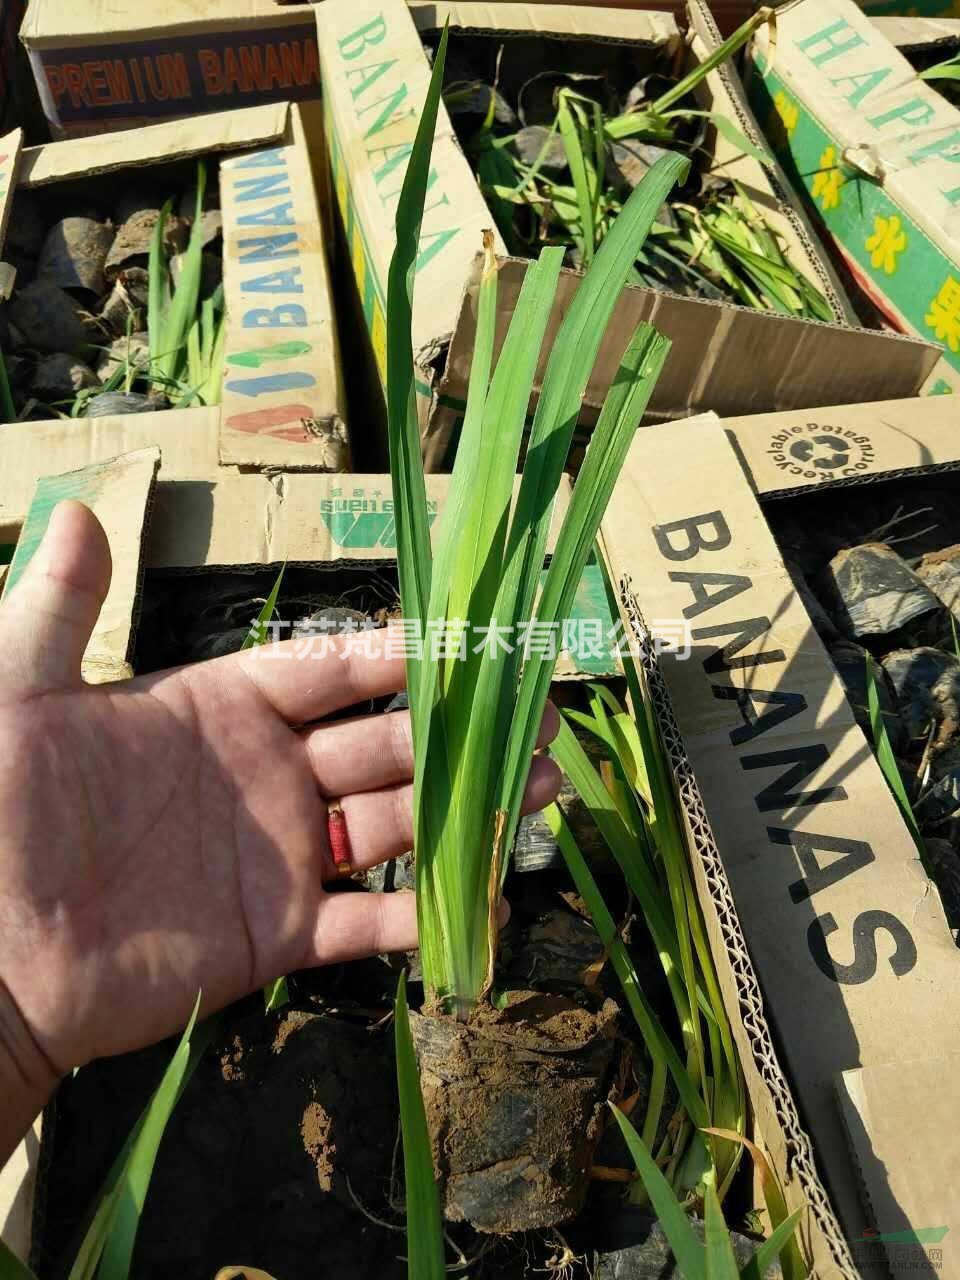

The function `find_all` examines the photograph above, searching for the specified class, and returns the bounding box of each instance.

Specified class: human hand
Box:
[0,502,561,1157]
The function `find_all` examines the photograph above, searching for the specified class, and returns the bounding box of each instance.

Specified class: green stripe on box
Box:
[4,468,107,595]
[752,61,960,374]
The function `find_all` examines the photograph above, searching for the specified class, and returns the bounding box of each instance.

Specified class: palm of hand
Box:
[0,502,559,1092]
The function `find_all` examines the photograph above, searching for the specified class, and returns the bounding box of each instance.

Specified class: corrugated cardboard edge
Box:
[17,102,291,185]
[722,392,960,499]
[606,573,857,1280]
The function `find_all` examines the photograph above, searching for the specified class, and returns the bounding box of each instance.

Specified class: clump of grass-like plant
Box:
[388,24,678,1018]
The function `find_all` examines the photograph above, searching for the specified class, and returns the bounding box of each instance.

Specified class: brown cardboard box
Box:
[1,103,348,472]
[431,252,940,467]
[19,0,322,139]
[600,404,960,1276]
[318,0,860,461]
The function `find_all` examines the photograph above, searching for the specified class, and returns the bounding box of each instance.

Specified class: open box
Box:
[747,0,960,395]
[600,396,960,1277]
[0,101,348,474]
[318,0,866,463]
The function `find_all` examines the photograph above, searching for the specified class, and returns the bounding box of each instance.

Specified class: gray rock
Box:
[917,544,960,617]
[607,140,674,190]
[30,353,100,403]
[365,849,415,893]
[506,907,604,991]
[85,391,161,417]
[291,606,371,639]
[915,772,960,826]
[819,543,942,641]
[830,641,903,748]
[37,216,113,295]
[597,1207,781,1279]
[104,208,188,280]
[96,331,150,380]
[882,647,960,746]
[9,279,103,354]
[513,124,567,171]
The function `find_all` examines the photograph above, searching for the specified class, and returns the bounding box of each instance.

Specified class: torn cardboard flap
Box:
[838,1057,960,1276]
[2,447,160,683]
[0,407,223,546]
[600,417,960,1248]
[721,392,960,497]
[18,102,290,185]
[146,471,571,569]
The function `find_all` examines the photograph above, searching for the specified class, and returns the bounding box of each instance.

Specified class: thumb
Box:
[0,500,112,692]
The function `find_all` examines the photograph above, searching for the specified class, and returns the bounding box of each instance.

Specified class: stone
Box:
[513,124,567,170]
[96,331,150,380]
[85,391,161,417]
[917,544,960,617]
[915,772,960,826]
[596,1207,781,1279]
[30,353,100,403]
[830,641,904,749]
[9,279,103,354]
[881,647,960,746]
[37,216,114,295]
[818,543,942,641]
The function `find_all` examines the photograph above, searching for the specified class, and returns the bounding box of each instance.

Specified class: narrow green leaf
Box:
[704,1181,741,1280]
[241,566,285,651]
[865,656,928,869]
[395,972,445,1280]
[263,977,289,1013]
[740,1208,805,1280]
[610,1104,707,1280]
[0,1240,39,1280]
[72,996,205,1280]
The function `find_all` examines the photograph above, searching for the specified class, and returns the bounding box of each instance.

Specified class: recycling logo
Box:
[766,421,876,483]
[787,434,852,470]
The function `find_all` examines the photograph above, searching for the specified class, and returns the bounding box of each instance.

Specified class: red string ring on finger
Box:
[327,800,354,878]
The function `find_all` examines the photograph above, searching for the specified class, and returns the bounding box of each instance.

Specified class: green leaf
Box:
[610,1104,707,1280]
[263,977,289,1013]
[0,1240,39,1280]
[740,1208,805,1280]
[673,110,774,169]
[394,973,445,1280]
[241,566,285,651]
[865,656,928,870]
[704,1181,741,1280]
[70,995,210,1280]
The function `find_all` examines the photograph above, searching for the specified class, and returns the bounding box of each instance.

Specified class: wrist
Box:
[0,978,57,1168]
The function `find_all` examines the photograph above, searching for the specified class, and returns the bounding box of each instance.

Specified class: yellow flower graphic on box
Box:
[926,276,960,353]
[768,90,799,151]
[811,146,845,211]
[865,214,907,275]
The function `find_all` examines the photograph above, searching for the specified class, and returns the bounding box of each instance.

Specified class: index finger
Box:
[229,628,408,724]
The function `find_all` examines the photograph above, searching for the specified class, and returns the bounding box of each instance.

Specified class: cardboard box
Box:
[600,405,960,1274]
[318,0,859,461]
[431,250,940,467]
[748,0,960,394]
[1,103,348,472]
[19,0,322,139]
[1,447,160,683]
